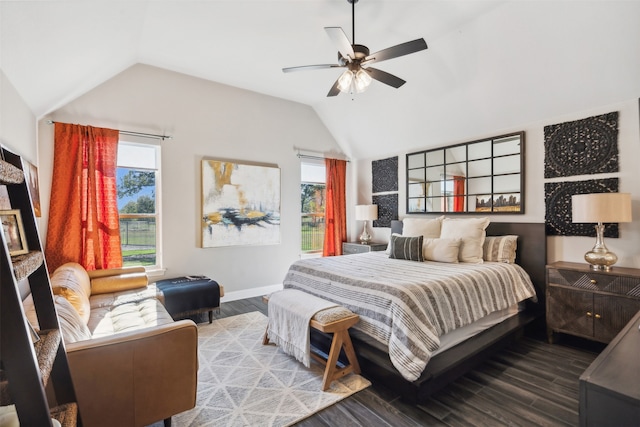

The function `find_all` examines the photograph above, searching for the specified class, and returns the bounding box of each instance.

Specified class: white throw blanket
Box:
[267,289,338,367]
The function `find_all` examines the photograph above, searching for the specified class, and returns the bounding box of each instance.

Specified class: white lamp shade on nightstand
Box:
[571,193,632,223]
[355,204,378,221]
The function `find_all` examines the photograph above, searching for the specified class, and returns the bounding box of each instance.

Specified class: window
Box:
[117,141,161,269]
[301,161,325,254]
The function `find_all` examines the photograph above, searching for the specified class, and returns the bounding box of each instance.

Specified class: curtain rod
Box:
[297,153,350,162]
[47,120,172,141]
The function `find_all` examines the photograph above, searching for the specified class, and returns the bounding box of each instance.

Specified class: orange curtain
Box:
[46,123,122,272]
[453,175,466,212]
[323,158,347,257]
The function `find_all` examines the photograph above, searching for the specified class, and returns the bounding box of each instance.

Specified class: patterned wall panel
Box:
[372,156,398,193]
[373,194,398,228]
[544,112,619,178]
[545,178,619,237]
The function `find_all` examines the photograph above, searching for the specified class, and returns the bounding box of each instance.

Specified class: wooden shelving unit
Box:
[0,147,80,426]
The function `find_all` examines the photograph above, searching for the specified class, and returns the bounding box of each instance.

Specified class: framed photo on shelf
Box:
[0,209,28,256]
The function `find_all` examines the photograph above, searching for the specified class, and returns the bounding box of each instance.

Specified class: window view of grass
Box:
[120,217,156,266]
[301,183,325,253]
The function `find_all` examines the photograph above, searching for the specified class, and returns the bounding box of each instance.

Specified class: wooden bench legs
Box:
[263,314,361,391]
[310,327,361,391]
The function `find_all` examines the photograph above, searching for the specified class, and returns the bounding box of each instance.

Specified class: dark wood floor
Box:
[208,297,603,427]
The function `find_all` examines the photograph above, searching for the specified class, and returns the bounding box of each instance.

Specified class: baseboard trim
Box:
[221,283,283,302]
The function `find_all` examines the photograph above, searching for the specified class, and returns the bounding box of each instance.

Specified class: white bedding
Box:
[283,252,536,381]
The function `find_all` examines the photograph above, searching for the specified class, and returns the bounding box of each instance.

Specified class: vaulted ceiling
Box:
[2,1,639,159]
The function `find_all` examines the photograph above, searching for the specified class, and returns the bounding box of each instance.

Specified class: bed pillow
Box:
[483,235,518,263]
[440,217,490,263]
[402,216,444,238]
[388,234,424,262]
[422,238,461,263]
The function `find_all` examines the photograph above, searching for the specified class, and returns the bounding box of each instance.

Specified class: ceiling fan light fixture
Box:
[337,70,354,92]
[354,69,372,92]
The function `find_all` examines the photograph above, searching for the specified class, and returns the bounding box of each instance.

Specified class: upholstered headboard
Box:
[390,220,546,305]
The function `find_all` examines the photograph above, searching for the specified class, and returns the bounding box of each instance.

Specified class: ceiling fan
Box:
[282,0,428,97]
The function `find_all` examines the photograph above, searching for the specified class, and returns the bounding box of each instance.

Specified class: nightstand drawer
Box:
[549,268,640,296]
[342,242,387,255]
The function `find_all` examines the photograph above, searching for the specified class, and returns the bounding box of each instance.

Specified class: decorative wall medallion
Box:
[544,112,619,178]
[372,193,398,228]
[372,156,398,193]
[544,178,619,237]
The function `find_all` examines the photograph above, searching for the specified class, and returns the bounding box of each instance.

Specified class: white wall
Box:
[38,64,344,297]
[0,69,37,163]
[355,98,640,268]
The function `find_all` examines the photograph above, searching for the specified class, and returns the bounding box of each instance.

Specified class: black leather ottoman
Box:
[155,276,221,323]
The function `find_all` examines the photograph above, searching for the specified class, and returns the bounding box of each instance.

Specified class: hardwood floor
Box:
[194,297,602,426]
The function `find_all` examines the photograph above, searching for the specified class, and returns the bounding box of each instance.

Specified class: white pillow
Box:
[483,235,518,263]
[402,216,444,238]
[422,238,461,263]
[440,217,490,263]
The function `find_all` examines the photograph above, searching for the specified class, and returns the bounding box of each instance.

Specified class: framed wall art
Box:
[544,112,619,178]
[544,178,619,237]
[1,209,28,256]
[0,186,10,210]
[22,159,41,217]
[201,160,281,248]
[372,193,398,228]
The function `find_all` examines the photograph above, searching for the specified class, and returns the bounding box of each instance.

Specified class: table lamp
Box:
[571,192,632,271]
[355,204,378,244]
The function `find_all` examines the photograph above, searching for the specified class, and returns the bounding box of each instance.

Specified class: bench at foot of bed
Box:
[262,294,361,391]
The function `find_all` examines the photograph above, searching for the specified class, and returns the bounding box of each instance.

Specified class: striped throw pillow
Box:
[389,234,424,262]
[483,235,518,263]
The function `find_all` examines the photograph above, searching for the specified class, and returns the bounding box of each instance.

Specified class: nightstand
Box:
[579,310,640,426]
[546,261,640,344]
[342,242,387,255]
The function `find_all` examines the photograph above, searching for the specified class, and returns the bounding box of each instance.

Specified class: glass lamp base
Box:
[584,223,618,271]
[359,221,371,244]
[584,250,618,272]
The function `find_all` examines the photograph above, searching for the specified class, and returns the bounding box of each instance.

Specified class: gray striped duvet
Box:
[283,251,537,381]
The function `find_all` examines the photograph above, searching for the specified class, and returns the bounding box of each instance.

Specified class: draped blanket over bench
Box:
[283,252,536,381]
[266,289,337,367]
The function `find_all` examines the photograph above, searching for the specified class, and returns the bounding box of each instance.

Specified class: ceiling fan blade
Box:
[362,38,428,66]
[282,64,342,73]
[325,27,355,61]
[327,79,340,97]
[363,67,406,88]
[327,77,342,97]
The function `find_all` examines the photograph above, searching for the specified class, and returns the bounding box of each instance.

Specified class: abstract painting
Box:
[544,178,619,237]
[544,112,619,178]
[202,160,280,248]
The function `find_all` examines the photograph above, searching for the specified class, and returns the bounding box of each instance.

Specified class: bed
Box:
[284,220,546,403]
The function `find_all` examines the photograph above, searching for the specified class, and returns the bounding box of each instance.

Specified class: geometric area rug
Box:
[171,311,371,427]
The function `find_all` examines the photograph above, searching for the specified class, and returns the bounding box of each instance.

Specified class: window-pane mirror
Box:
[406,131,525,214]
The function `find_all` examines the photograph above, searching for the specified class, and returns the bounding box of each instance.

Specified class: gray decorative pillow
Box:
[389,234,424,262]
[483,235,518,263]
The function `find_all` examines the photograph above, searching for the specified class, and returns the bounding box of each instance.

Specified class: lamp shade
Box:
[571,193,632,223]
[355,204,378,221]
